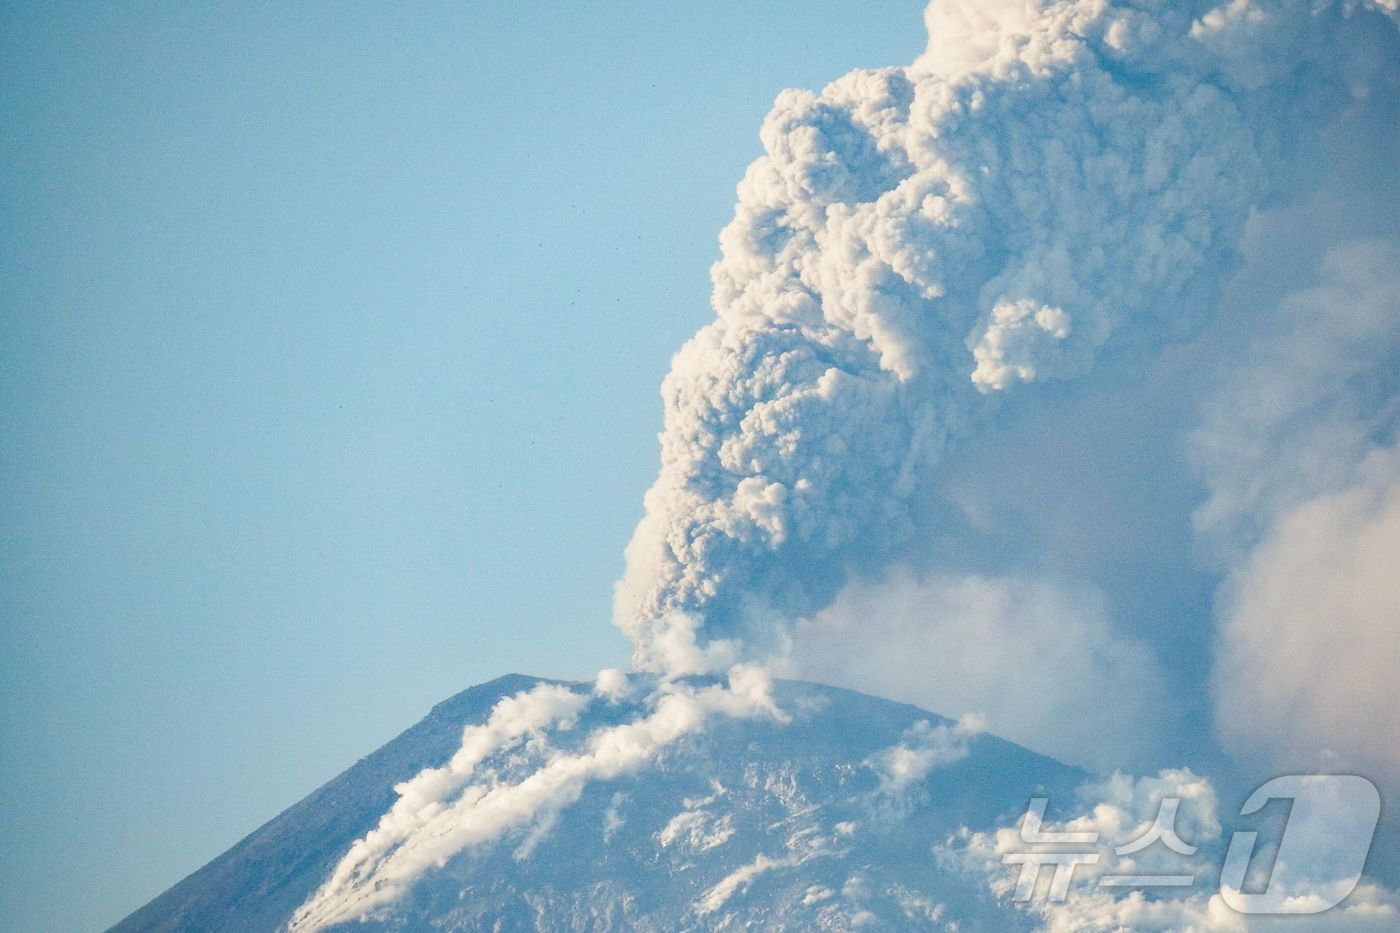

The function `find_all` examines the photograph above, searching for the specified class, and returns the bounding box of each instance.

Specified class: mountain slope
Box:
[110,675,1084,931]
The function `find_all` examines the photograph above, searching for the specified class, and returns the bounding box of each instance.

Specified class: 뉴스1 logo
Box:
[1002,773,1382,916]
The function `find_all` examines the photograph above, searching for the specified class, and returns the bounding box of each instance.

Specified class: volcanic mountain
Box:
[109,674,1085,931]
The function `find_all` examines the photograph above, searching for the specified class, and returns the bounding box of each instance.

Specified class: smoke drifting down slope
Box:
[291,2,1400,928]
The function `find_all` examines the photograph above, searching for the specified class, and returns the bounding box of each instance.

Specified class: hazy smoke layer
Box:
[615,0,1397,672]
[1194,241,1400,785]
[790,571,1172,771]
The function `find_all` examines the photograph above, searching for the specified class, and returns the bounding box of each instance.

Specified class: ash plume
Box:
[291,3,1400,928]
[614,0,1399,672]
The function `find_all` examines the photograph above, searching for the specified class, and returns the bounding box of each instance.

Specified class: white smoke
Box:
[291,2,1400,927]
[290,665,785,930]
[944,769,1400,931]
[790,571,1173,771]
[615,0,1398,672]
[867,714,982,798]
[1193,241,1400,786]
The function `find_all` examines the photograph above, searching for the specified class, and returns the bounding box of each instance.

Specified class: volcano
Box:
[110,675,1084,931]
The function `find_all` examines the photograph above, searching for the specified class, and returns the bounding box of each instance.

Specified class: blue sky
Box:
[0,3,926,929]
[6,2,1400,930]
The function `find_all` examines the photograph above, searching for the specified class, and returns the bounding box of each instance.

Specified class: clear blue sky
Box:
[0,2,926,929]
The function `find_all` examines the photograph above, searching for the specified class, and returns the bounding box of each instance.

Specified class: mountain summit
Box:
[110,675,1083,931]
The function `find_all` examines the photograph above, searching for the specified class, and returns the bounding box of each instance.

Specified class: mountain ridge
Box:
[109,674,1083,932]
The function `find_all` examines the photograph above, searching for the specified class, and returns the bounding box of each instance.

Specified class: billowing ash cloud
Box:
[616,0,1399,672]
[292,3,1400,927]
